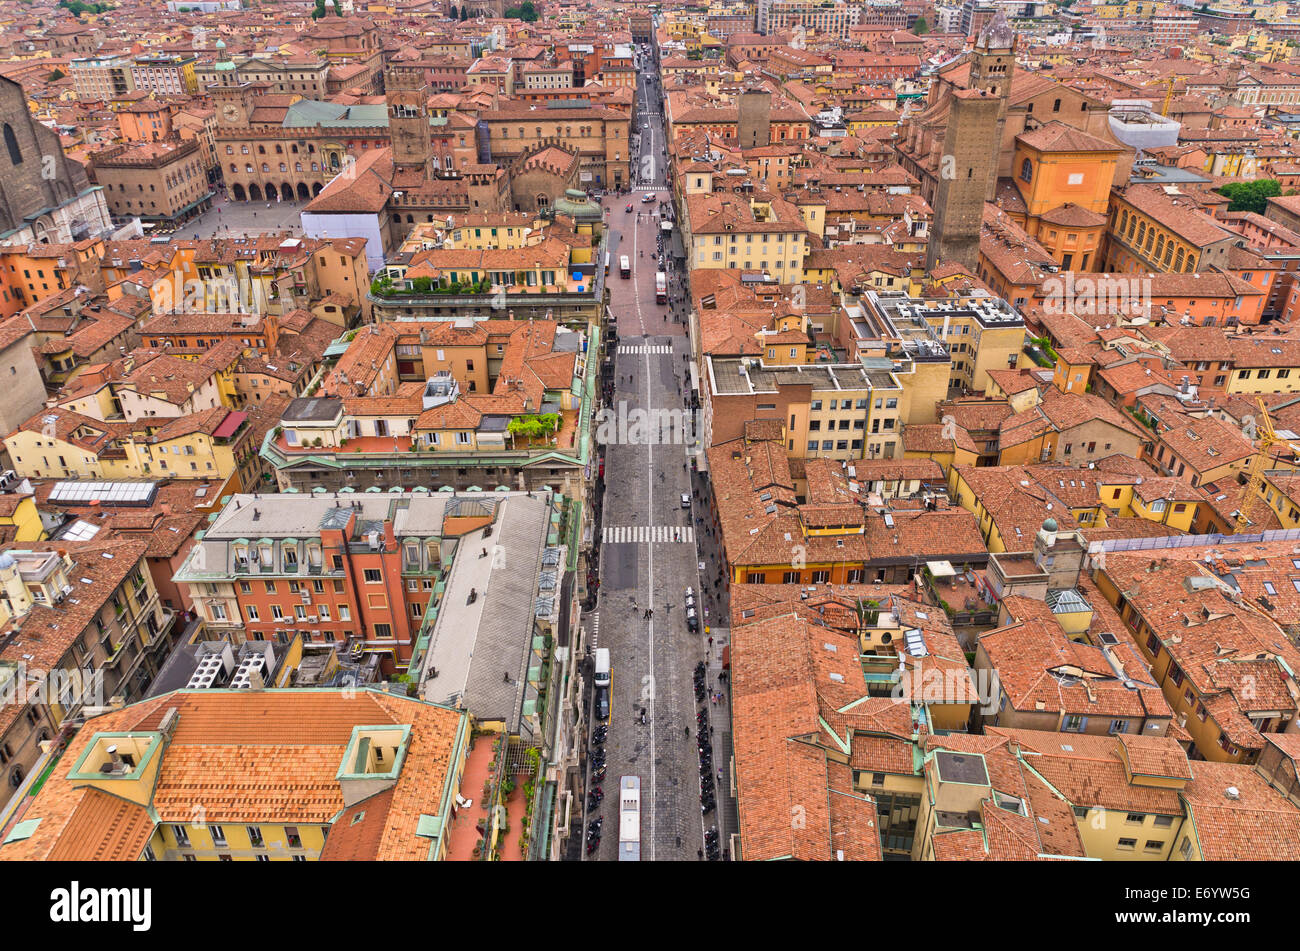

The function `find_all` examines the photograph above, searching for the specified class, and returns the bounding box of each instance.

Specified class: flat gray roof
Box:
[421,492,554,737]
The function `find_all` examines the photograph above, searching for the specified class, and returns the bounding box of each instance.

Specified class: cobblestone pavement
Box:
[169,192,308,240]
[579,58,726,862]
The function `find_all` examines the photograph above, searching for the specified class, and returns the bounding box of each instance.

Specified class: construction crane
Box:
[1235,396,1297,531]
[1155,76,1182,118]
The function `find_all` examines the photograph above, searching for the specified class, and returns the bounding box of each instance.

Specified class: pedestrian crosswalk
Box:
[602,525,695,544]
[618,344,672,354]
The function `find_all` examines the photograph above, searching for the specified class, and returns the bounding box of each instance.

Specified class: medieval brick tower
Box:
[385,68,434,179]
[925,10,1015,273]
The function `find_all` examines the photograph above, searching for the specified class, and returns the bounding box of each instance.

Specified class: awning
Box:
[212,411,248,439]
[926,560,956,578]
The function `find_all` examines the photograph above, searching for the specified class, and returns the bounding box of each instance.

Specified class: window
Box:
[1153,815,1174,829]
[364,569,382,583]
[1062,715,1085,732]
[1117,838,1137,850]
[172,825,190,848]
[284,826,302,849]
[209,825,227,846]
[1144,840,1165,852]
[4,124,22,165]
[248,826,264,847]
[374,623,392,638]
[1124,813,1145,825]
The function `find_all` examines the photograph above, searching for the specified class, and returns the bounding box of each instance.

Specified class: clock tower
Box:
[212,84,255,129]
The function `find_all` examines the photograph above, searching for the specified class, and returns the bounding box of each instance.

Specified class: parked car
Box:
[680,493,691,509]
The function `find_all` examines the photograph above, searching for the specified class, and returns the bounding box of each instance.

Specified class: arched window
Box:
[4,123,21,166]
[1019,158,1033,183]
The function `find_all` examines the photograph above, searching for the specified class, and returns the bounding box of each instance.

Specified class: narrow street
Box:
[579,43,731,862]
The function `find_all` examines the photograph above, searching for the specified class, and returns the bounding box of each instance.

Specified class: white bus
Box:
[619,776,641,861]
[619,255,631,278]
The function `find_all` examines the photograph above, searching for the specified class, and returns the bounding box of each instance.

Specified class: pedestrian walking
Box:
[685,726,690,738]
[698,849,704,860]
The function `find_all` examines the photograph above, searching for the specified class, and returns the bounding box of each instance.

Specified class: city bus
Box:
[655,270,667,303]
[604,252,611,275]
[619,776,641,861]
[619,254,631,278]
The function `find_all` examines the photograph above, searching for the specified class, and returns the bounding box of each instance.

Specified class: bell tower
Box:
[969,8,1015,202]
[924,9,1017,273]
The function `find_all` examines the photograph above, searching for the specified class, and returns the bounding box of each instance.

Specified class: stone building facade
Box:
[0,77,112,244]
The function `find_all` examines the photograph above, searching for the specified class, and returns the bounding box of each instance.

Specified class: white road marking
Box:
[602,526,695,543]
[617,345,672,354]
[644,340,656,861]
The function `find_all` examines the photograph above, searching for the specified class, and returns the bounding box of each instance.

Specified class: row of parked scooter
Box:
[694,662,721,861]
[585,723,609,855]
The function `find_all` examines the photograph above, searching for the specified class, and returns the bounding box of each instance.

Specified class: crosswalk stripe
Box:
[601,526,695,543]
[617,344,673,354]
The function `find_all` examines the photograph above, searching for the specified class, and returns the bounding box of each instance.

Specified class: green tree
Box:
[1216,179,1282,214]
[460,5,468,17]
[504,1,538,21]
[312,0,327,18]
[48,68,66,81]
[508,413,560,444]
[330,0,342,14]
[912,16,929,35]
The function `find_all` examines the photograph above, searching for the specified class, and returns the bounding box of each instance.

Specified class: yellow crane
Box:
[1236,396,1294,531]
[1156,76,1182,117]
